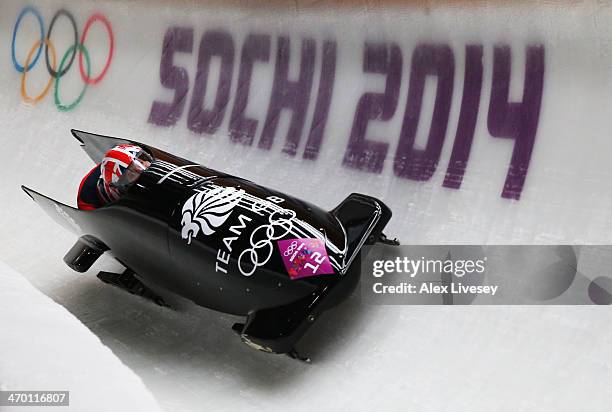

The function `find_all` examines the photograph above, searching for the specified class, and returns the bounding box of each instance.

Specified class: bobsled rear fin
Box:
[71,129,137,164]
[332,193,392,271]
[21,185,85,236]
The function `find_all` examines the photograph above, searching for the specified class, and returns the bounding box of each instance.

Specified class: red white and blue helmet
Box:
[97,144,152,203]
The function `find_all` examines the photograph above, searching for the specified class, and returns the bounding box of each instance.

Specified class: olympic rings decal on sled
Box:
[283,240,299,257]
[238,209,296,277]
[11,7,114,111]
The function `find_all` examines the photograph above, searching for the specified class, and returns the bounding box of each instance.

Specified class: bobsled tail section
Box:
[21,186,85,236]
[71,129,134,164]
[22,186,108,272]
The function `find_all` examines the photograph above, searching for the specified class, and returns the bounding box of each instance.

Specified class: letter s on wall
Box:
[148,26,194,127]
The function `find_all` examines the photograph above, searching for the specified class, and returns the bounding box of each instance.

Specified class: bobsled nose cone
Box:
[21,185,35,199]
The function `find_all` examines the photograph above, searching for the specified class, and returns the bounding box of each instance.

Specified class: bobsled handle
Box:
[64,235,109,273]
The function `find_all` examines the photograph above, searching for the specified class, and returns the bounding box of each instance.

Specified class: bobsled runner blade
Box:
[21,186,84,236]
[97,270,171,308]
[71,129,134,164]
[377,233,400,246]
[287,348,311,363]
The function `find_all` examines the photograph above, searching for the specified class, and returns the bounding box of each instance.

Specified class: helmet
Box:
[97,144,153,203]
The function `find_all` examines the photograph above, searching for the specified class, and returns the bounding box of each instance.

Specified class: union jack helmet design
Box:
[97,144,152,203]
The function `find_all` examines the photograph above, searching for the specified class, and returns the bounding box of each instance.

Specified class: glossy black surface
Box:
[23,129,393,354]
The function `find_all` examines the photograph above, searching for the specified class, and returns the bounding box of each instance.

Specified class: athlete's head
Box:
[97,144,153,203]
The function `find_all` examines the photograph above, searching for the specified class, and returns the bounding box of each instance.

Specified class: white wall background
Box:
[2,1,612,411]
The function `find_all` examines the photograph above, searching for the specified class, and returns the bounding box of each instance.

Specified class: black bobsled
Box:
[22,129,395,360]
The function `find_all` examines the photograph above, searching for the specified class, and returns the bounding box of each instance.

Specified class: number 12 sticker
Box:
[277,238,334,280]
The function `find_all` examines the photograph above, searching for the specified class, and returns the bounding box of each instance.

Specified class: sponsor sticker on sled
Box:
[277,238,334,280]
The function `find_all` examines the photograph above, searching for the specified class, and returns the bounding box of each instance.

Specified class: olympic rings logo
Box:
[11,6,114,111]
[238,209,296,277]
[284,241,299,257]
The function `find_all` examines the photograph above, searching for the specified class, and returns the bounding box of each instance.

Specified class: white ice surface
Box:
[0,260,161,412]
[2,0,612,411]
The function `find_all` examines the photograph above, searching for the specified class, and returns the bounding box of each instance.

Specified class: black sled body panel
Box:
[24,130,394,353]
